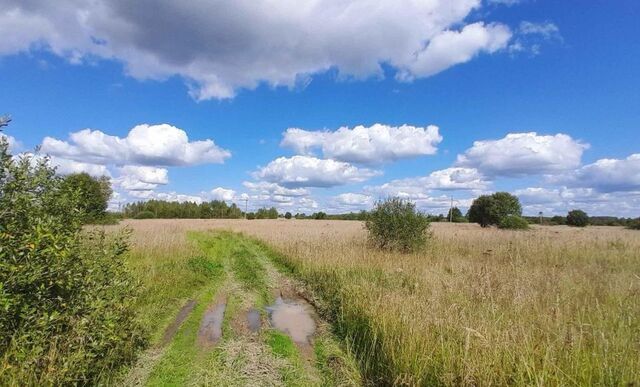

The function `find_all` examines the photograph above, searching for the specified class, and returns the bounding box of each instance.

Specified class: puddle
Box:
[197,300,226,347]
[247,308,261,333]
[267,297,316,344]
[161,299,196,346]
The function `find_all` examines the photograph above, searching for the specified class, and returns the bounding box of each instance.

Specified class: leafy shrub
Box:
[567,209,589,227]
[365,197,430,253]
[447,206,466,222]
[61,172,112,223]
[0,135,146,384]
[134,210,156,219]
[468,192,522,227]
[626,218,640,230]
[498,215,530,230]
[284,211,292,219]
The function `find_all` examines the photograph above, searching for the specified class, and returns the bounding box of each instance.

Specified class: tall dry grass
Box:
[115,219,640,385]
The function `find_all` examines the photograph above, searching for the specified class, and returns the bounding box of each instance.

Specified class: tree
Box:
[313,211,327,220]
[467,192,522,227]
[61,172,112,222]
[447,206,465,222]
[284,211,292,219]
[0,124,144,383]
[365,197,430,253]
[566,209,589,227]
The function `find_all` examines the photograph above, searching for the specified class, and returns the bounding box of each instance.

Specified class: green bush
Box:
[498,215,530,230]
[134,210,156,219]
[365,197,430,253]
[0,136,146,384]
[468,192,522,227]
[284,211,292,219]
[626,218,640,230]
[567,209,589,227]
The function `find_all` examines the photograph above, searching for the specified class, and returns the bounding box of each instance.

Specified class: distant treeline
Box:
[120,199,638,227]
[123,199,244,219]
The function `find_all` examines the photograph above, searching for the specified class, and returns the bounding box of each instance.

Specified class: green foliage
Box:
[284,211,292,219]
[134,210,156,219]
[447,206,465,222]
[255,207,278,219]
[627,218,640,230]
[313,211,327,220]
[498,215,530,230]
[0,135,145,384]
[124,199,244,219]
[365,197,430,253]
[61,172,112,223]
[468,192,522,227]
[566,209,589,227]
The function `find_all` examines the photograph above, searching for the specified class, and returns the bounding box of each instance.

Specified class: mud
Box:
[197,298,227,347]
[267,296,316,344]
[247,308,261,333]
[160,299,196,346]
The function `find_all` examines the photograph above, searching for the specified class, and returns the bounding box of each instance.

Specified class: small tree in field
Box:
[365,197,430,253]
[467,192,522,227]
[447,206,465,222]
[566,209,589,227]
[61,172,112,223]
[284,211,292,219]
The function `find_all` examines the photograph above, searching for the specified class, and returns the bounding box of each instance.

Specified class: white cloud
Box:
[243,181,309,197]
[456,132,588,177]
[281,123,442,164]
[210,187,236,201]
[128,190,204,204]
[114,165,169,191]
[509,21,562,55]
[255,155,380,188]
[519,21,561,39]
[514,186,640,217]
[369,167,488,199]
[334,193,373,206]
[0,0,515,99]
[48,156,111,177]
[561,154,640,192]
[397,22,511,80]
[41,124,230,167]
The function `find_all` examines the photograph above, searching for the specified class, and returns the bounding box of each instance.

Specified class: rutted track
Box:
[124,231,361,386]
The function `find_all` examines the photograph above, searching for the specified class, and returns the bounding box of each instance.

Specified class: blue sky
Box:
[1,0,639,216]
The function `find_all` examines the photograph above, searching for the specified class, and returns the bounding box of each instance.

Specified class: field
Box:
[113,219,640,386]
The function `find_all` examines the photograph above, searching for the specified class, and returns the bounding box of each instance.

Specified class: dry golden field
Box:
[115,219,640,385]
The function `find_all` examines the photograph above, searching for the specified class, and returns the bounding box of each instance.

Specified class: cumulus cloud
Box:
[0,0,516,99]
[334,193,373,206]
[560,154,640,192]
[128,190,204,203]
[41,124,230,167]
[243,181,309,197]
[369,167,488,199]
[49,156,111,177]
[281,124,442,164]
[397,22,511,80]
[210,187,236,201]
[254,155,380,188]
[114,165,169,191]
[509,21,562,55]
[456,132,588,177]
[515,186,640,217]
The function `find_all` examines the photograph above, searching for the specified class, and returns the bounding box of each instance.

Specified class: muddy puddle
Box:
[247,308,261,333]
[161,299,196,346]
[267,296,316,344]
[197,299,226,347]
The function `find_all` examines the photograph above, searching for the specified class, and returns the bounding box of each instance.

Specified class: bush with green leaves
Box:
[498,215,530,230]
[627,218,640,230]
[566,209,589,227]
[467,192,523,227]
[365,197,431,253]
[134,210,156,219]
[0,135,146,384]
[61,172,112,223]
[284,211,292,219]
[447,206,466,222]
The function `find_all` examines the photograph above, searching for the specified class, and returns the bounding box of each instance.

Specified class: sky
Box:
[1,0,639,216]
